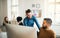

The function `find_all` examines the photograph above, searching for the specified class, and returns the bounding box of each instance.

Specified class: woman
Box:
[2,16,10,32]
[3,16,9,25]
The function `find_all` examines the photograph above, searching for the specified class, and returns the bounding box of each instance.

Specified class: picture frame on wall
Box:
[32,9,41,18]
[32,4,41,18]
[36,4,40,8]
[32,4,40,8]
[32,4,35,8]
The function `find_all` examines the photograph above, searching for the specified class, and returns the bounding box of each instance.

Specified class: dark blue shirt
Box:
[23,16,40,29]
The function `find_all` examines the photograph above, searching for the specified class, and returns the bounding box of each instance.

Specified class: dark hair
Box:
[4,16,8,23]
[16,16,22,22]
[26,9,31,14]
[44,18,52,25]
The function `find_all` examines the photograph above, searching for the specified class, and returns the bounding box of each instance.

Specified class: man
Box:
[16,16,23,25]
[38,18,56,38]
[23,9,40,29]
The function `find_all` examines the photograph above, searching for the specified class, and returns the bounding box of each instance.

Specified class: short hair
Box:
[44,18,52,25]
[26,9,31,14]
[16,16,22,22]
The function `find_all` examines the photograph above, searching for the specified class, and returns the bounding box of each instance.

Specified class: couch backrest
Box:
[6,24,37,38]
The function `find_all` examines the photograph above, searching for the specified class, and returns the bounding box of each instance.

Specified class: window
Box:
[11,0,19,20]
[7,0,19,21]
[55,0,60,24]
[47,0,60,24]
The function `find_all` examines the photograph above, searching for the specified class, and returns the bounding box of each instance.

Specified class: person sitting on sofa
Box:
[16,16,23,25]
[3,16,11,26]
[2,16,11,32]
[38,18,56,38]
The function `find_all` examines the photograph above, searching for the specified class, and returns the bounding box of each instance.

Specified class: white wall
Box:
[18,0,60,35]
[19,0,44,26]
[0,0,45,26]
[0,0,2,25]
[18,0,55,26]
[0,0,60,35]
[0,0,7,25]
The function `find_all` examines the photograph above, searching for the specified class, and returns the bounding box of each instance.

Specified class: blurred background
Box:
[0,0,60,38]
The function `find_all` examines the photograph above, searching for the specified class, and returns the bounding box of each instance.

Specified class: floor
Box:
[0,32,7,38]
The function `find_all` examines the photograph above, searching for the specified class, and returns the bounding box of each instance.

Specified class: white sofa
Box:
[5,24,37,38]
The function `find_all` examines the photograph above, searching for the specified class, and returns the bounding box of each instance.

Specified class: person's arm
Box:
[53,32,56,38]
[33,16,40,29]
[51,31,56,38]
[23,18,27,26]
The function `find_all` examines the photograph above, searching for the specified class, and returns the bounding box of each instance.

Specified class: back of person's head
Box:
[44,18,52,25]
[16,16,22,22]
[26,9,31,14]
[4,16,7,21]
[4,16,8,23]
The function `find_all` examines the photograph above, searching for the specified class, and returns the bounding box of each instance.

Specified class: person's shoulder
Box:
[32,15,36,18]
[32,16,36,20]
[49,29,56,38]
[39,27,44,33]
[50,29,55,33]
[39,27,43,30]
[49,29,56,35]
[24,17,27,20]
